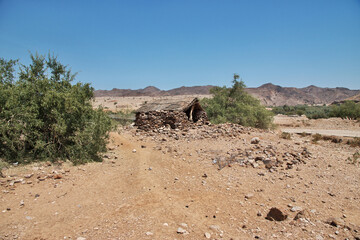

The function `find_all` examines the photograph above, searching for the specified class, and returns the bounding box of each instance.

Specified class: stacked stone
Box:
[135,111,194,131]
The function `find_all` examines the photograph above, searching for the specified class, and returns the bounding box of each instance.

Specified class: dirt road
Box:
[281,128,360,137]
[1,127,360,239]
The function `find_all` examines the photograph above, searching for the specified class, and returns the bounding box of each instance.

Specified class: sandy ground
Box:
[274,115,360,138]
[1,120,360,239]
[92,95,211,112]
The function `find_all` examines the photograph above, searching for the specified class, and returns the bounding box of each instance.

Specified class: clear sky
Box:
[1,0,359,90]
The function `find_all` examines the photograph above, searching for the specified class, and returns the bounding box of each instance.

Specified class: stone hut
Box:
[135,98,208,130]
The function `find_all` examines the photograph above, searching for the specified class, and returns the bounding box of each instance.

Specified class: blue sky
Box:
[1,0,359,90]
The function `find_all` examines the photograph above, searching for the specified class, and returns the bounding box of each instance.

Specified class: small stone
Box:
[76,237,86,240]
[179,223,188,228]
[294,210,311,220]
[145,232,153,236]
[20,200,24,207]
[263,159,274,169]
[132,149,136,153]
[209,225,221,232]
[326,217,345,227]
[257,211,262,216]
[25,216,33,220]
[316,235,324,240]
[54,174,62,179]
[177,227,188,234]
[252,162,259,168]
[251,137,260,144]
[265,207,288,221]
[290,206,302,212]
[204,232,211,239]
[245,193,254,199]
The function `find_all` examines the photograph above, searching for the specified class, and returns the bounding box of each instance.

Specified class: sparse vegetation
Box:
[272,102,360,120]
[347,151,360,166]
[108,110,135,126]
[331,101,360,120]
[312,133,322,143]
[280,132,291,140]
[201,74,273,129]
[0,54,112,165]
[272,104,332,119]
[347,137,360,148]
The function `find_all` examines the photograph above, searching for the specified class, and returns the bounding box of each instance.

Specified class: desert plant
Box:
[347,151,360,166]
[347,137,360,148]
[0,54,112,164]
[331,101,360,120]
[201,74,273,129]
[108,110,135,126]
[280,132,291,140]
[312,133,322,143]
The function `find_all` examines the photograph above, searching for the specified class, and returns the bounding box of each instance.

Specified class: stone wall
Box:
[135,110,208,131]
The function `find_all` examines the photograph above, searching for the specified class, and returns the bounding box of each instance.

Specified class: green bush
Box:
[201,74,273,129]
[272,102,360,120]
[331,101,360,120]
[0,54,112,164]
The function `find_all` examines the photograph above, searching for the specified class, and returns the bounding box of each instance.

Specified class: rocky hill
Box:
[95,84,360,106]
[246,83,360,106]
[345,93,360,101]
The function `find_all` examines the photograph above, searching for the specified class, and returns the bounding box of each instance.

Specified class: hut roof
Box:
[137,97,201,113]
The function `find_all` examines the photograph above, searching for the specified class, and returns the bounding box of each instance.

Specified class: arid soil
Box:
[1,119,360,240]
[92,95,211,112]
[275,115,360,137]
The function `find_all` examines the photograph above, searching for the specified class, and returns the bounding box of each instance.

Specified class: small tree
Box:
[201,74,273,129]
[0,54,112,164]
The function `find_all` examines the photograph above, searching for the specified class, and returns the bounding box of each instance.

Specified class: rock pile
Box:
[135,122,259,140]
[214,145,311,171]
[135,111,205,131]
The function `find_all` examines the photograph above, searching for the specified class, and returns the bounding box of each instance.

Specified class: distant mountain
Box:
[344,93,360,102]
[246,83,360,106]
[94,86,166,97]
[94,84,360,106]
[94,85,214,97]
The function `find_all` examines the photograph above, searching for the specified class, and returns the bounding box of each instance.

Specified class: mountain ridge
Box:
[94,84,360,106]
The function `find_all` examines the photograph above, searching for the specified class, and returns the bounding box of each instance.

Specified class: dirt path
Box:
[1,128,360,240]
[281,128,360,137]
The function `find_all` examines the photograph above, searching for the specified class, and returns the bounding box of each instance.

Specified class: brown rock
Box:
[54,174,63,179]
[325,217,345,227]
[265,207,288,221]
[293,209,311,220]
[251,137,260,144]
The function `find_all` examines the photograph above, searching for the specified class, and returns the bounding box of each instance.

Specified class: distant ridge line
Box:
[94,84,360,106]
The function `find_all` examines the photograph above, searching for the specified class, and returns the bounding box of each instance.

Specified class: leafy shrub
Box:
[0,54,112,164]
[201,74,273,129]
[272,102,360,120]
[272,104,332,119]
[330,101,360,120]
